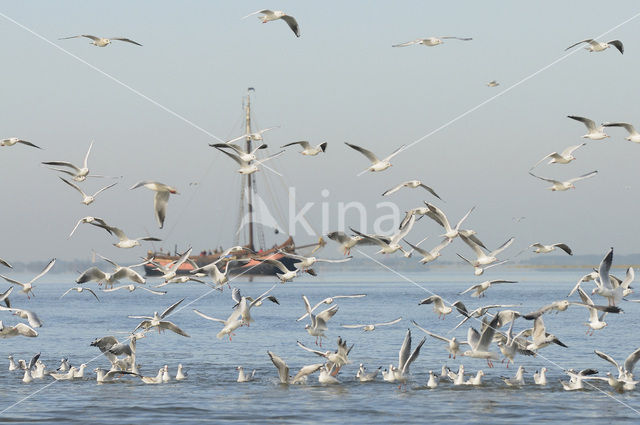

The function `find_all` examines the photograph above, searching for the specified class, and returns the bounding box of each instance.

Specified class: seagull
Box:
[567,116,609,140]
[0,138,41,149]
[521,317,567,351]
[403,237,452,264]
[0,305,43,328]
[258,258,305,282]
[447,365,466,384]
[356,364,380,382]
[176,364,187,380]
[59,34,142,47]
[421,203,476,241]
[577,288,608,335]
[42,141,94,182]
[522,297,621,321]
[318,364,341,384]
[496,319,535,367]
[94,368,138,383]
[458,234,514,267]
[211,143,268,162]
[565,38,623,54]
[103,284,166,295]
[350,214,415,255]
[390,329,426,387]
[487,80,499,87]
[568,270,600,297]
[0,287,11,307]
[157,275,205,287]
[450,301,519,331]
[243,10,300,37]
[529,243,573,255]
[426,370,439,388]
[594,347,640,383]
[277,250,352,271]
[296,294,366,322]
[465,370,485,386]
[528,170,598,191]
[93,223,161,248]
[129,181,179,229]
[0,321,38,338]
[602,122,640,143]
[411,320,467,359]
[280,141,327,156]
[560,368,599,391]
[236,366,256,382]
[381,180,442,200]
[591,247,624,306]
[215,147,284,175]
[457,257,509,276]
[302,295,338,346]
[150,248,192,282]
[461,314,501,367]
[193,308,243,340]
[533,368,547,385]
[58,177,117,205]
[326,231,391,255]
[501,366,526,386]
[76,260,146,288]
[68,216,112,238]
[231,286,279,325]
[392,36,472,47]
[418,295,452,319]
[344,142,405,174]
[224,127,279,144]
[129,299,189,337]
[0,258,55,299]
[341,317,402,332]
[267,351,324,385]
[460,279,517,298]
[297,337,352,368]
[530,143,586,169]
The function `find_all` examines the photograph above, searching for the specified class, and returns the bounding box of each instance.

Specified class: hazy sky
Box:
[2,1,640,262]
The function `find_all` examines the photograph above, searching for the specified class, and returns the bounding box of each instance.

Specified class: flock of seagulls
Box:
[2,8,640,414]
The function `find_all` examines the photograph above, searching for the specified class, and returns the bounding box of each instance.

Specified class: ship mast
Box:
[245,89,255,252]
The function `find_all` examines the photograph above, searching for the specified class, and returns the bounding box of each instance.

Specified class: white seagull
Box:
[130,181,179,229]
[68,216,111,238]
[458,234,514,267]
[326,231,391,256]
[193,308,243,341]
[94,223,161,248]
[0,321,38,338]
[1,138,41,149]
[534,368,547,385]
[530,243,573,255]
[350,214,415,255]
[103,284,166,296]
[422,203,476,241]
[460,279,518,298]
[412,320,467,359]
[42,141,94,182]
[344,142,405,174]
[302,295,338,346]
[296,294,366,322]
[565,38,623,54]
[530,143,586,169]
[243,10,300,38]
[602,122,640,143]
[277,249,352,271]
[129,299,189,337]
[341,317,402,332]
[418,295,452,319]
[390,329,426,387]
[215,146,284,175]
[381,180,442,200]
[59,34,142,47]
[60,286,100,301]
[0,258,55,299]
[267,351,324,385]
[0,306,43,328]
[591,247,624,306]
[236,366,256,382]
[462,315,501,367]
[281,141,327,156]
[567,116,609,140]
[392,36,472,47]
[58,177,117,205]
[529,170,598,191]
[211,143,268,163]
[225,127,279,144]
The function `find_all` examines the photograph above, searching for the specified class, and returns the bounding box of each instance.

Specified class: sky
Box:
[2,1,640,263]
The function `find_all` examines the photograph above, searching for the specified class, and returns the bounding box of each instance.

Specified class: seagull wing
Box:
[560,143,587,157]
[567,170,598,184]
[281,15,300,37]
[281,141,310,149]
[242,9,273,19]
[216,147,247,166]
[161,298,185,319]
[594,350,620,371]
[411,320,449,343]
[267,351,289,383]
[490,237,515,257]
[567,115,597,131]
[382,182,406,197]
[30,258,56,285]
[255,150,285,165]
[418,183,443,200]
[59,177,86,197]
[93,182,118,198]
[551,243,573,255]
[398,329,412,370]
[111,37,143,46]
[528,171,559,184]
[531,152,557,169]
[296,340,327,358]
[159,321,190,337]
[374,317,402,327]
[624,347,640,375]
[608,40,624,54]
[42,161,82,173]
[392,39,422,47]
[344,142,379,163]
[292,363,324,383]
[76,267,107,284]
[565,39,593,51]
[597,248,613,290]
[193,309,225,323]
[138,287,167,295]
[603,122,636,135]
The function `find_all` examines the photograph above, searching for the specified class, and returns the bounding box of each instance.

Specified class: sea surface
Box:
[0,268,639,424]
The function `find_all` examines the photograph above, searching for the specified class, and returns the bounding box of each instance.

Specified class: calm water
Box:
[1,268,639,424]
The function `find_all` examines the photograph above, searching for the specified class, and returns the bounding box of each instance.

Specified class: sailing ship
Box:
[144,89,323,276]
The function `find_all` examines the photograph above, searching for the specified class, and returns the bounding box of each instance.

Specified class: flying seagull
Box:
[382,180,442,200]
[567,116,609,140]
[59,35,142,47]
[565,38,623,54]
[602,122,640,143]
[243,10,300,37]
[0,138,41,149]
[529,170,598,191]
[129,181,179,229]
[392,36,472,47]
[344,142,405,175]
[280,141,327,156]
[530,143,586,169]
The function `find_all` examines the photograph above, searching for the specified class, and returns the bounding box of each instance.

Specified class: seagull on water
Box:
[130,181,179,229]
[236,366,256,382]
[344,142,405,174]
[280,141,327,156]
[529,170,598,191]
[501,365,526,386]
[59,34,142,47]
[565,38,623,54]
[1,138,41,149]
[267,351,323,385]
[356,364,381,382]
[462,314,501,367]
[567,116,609,140]
[389,329,426,387]
[392,36,472,47]
[534,368,548,385]
[0,258,55,299]
[243,10,300,37]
